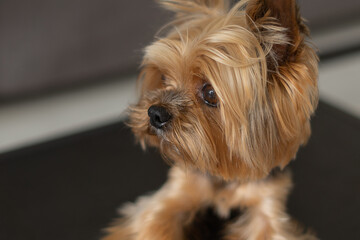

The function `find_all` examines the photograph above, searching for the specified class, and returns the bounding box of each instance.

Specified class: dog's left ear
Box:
[246,0,305,68]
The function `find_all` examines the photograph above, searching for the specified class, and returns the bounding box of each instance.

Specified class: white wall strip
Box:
[319,52,360,118]
[0,78,137,153]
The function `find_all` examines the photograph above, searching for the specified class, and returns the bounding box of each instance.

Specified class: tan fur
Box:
[103,0,318,239]
[103,168,316,240]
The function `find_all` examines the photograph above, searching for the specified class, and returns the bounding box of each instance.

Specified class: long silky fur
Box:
[103,0,318,239]
[129,0,317,180]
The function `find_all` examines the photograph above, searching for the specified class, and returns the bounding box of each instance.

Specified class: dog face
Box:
[129,0,318,181]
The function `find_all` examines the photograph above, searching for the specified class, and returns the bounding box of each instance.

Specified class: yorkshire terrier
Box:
[103,0,318,239]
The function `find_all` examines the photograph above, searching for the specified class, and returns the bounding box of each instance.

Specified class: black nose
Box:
[148,105,172,129]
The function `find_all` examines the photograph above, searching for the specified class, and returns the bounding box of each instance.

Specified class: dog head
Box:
[129,0,318,181]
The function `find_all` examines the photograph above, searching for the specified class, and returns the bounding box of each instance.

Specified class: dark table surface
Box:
[1,101,359,240]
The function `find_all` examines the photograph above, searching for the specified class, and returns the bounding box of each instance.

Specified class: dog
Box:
[103,0,318,239]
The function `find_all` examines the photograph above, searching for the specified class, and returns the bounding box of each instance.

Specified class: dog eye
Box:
[202,83,218,107]
[161,74,166,81]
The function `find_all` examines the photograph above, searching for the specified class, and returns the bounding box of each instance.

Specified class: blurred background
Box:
[0,0,359,240]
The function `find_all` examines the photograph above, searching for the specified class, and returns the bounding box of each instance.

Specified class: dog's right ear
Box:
[157,0,228,17]
[246,0,305,69]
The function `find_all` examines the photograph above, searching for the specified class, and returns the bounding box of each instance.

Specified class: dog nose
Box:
[148,105,172,129]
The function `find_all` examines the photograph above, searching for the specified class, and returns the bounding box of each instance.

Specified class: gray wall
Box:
[0,0,170,98]
[0,0,359,99]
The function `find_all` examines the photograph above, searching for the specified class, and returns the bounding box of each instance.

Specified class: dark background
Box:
[1,102,360,240]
